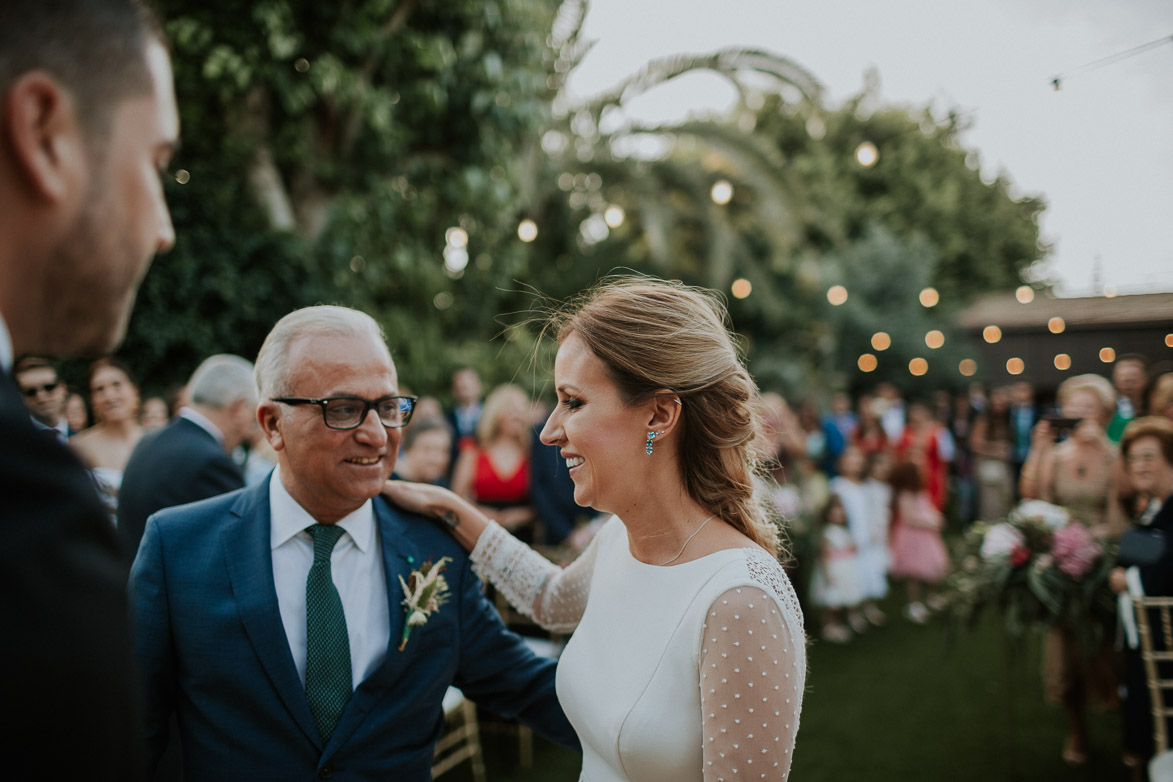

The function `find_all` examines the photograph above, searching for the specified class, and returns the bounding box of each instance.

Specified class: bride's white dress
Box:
[472,515,805,782]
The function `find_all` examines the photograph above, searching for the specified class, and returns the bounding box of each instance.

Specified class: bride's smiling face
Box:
[540,332,650,514]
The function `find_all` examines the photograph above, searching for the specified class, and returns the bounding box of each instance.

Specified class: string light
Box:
[925,330,945,349]
[731,279,752,299]
[1048,317,1065,334]
[1100,347,1116,363]
[827,285,848,306]
[909,358,928,377]
[174,170,190,184]
[983,325,1002,344]
[858,354,878,372]
[855,141,878,168]
[517,219,538,242]
[1015,286,1035,304]
[919,288,939,307]
[871,332,891,351]
[710,180,733,205]
[1006,357,1025,375]
[1054,354,1072,370]
[959,359,977,377]
[1166,334,1173,348]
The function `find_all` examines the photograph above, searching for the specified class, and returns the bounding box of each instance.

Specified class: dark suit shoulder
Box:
[148,482,254,539]
[374,496,471,562]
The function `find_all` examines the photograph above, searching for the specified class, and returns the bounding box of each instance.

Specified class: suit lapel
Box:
[221,480,322,750]
[324,498,422,754]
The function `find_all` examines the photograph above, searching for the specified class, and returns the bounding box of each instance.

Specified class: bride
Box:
[386,277,805,781]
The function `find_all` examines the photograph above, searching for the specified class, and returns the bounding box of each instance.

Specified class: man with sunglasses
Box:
[14,357,71,438]
[130,306,575,780]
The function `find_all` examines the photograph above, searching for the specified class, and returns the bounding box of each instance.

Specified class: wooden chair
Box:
[432,687,486,782]
[1134,596,1173,782]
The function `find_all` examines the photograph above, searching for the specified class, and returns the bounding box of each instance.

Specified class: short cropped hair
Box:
[255,306,389,399]
[0,0,161,141]
[13,356,58,378]
[187,354,257,410]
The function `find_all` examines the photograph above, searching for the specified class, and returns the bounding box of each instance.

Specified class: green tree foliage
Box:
[114,0,1047,405]
[123,0,560,396]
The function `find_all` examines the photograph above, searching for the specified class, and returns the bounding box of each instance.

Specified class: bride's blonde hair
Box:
[548,276,782,556]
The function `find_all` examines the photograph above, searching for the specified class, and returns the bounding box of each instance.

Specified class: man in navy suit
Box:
[119,353,255,564]
[130,306,576,780]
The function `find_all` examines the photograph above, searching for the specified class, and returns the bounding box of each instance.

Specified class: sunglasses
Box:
[21,381,61,397]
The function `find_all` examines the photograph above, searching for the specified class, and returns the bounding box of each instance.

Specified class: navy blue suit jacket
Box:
[130,479,576,781]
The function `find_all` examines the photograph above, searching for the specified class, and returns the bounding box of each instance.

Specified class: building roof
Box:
[959,291,1173,332]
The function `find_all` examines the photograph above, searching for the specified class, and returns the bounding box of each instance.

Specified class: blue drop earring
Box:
[645,430,664,455]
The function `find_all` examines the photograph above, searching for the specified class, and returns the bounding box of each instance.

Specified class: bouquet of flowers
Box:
[946,500,1117,653]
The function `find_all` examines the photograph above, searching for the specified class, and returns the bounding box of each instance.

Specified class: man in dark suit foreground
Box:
[119,353,255,564]
[0,1,178,777]
[131,306,577,780]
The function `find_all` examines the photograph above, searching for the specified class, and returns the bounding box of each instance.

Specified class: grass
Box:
[441,592,1132,781]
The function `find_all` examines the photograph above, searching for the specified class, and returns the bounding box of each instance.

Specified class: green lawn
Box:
[444,593,1133,781]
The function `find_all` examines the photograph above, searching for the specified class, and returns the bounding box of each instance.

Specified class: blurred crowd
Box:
[759,352,1173,771]
[14,347,1173,771]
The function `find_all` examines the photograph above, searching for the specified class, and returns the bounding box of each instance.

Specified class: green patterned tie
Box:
[305,524,352,744]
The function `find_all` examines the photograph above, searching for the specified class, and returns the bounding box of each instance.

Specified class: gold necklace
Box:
[659,515,715,566]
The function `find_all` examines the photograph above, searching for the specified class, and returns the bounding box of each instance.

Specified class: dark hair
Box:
[820,494,845,526]
[13,355,58,378]
[1115,353,1150,372]
[0,0,161,142]
[88,356,138,392]
[888,460,924,494]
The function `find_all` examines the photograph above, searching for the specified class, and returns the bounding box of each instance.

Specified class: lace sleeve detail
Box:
[699,553,806,781]
[470,520,600,633]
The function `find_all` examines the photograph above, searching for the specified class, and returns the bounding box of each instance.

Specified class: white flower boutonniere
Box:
[398,556,452,651]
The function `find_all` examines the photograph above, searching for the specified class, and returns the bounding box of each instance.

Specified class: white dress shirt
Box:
[269,467,390,690]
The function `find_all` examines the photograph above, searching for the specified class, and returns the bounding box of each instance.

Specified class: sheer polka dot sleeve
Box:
[470,520,599,633]
[700,585,805,781]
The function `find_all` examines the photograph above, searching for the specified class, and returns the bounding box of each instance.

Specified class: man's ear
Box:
[645,391,683,437]
[4,72,87,203]
[258,402,285,452]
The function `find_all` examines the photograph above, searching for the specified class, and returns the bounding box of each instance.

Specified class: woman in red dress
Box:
[452,383,538,539]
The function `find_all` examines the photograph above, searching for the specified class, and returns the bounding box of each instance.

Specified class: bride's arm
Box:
[382,479,597,632]
[699,585,805,781]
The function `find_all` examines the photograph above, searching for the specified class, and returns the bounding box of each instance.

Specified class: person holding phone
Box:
[1020,373,1127,765]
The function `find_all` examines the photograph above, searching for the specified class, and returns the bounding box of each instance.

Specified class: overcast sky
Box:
[567,0,1173,297]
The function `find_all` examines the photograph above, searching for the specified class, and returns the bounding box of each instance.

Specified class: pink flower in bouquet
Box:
[980,522,1026,560]
[1050,523,1100,579]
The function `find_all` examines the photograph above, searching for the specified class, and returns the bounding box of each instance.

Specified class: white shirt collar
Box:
[0,312,12,373]
[268,465,375,553]
[179,406,225,446]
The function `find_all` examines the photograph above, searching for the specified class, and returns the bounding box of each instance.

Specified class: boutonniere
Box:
[398,556,452,651]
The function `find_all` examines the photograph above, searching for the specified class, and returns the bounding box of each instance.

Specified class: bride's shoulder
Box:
[711,548,804,620]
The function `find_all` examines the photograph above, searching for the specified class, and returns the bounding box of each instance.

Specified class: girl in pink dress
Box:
[888,460,950,623]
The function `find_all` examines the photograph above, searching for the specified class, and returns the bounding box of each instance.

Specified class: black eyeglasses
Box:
[21,381,61,397]
[272,395,417,430]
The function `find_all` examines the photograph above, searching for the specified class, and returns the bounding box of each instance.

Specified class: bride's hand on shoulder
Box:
[381,480,491,550]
